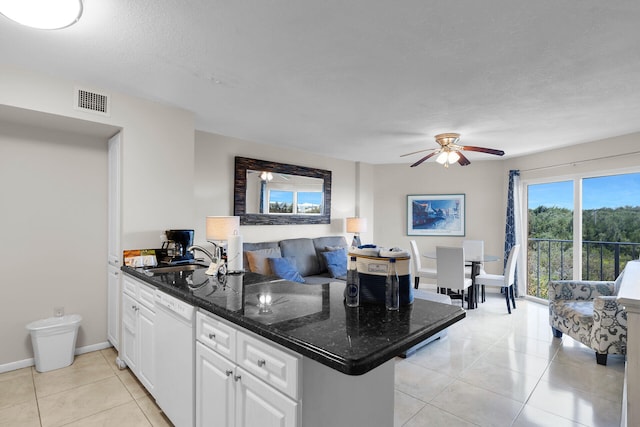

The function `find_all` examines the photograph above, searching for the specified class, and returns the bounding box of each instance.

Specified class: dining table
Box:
[423,251,499,309]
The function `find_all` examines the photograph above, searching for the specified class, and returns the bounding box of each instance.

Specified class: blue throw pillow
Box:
[268,257,305,283]
[321,248,348,278]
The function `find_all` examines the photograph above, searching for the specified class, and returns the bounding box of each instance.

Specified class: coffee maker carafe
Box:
[164,229,195,264]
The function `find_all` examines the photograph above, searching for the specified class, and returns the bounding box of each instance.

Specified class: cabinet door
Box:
[235,367,298,427]
[196,342,235,427]
[107,133,121,267]
[121,293,137,371]
[137,304,155,393]
[107,265,120,350]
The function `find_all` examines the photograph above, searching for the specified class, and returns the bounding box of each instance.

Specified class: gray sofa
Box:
[243,236,349,284]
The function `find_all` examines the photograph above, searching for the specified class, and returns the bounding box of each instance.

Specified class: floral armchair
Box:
[548,272,627,365]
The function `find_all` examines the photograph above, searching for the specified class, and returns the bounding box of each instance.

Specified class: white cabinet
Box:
[195,311,299,427]
[196,342,236,427]
[235,366,298,427]
[107,265,120,350]
[107,133,121,351]
[137,303,155,391]
[121,292,137,372]
[121,275,155,393]
[107,133,121,267]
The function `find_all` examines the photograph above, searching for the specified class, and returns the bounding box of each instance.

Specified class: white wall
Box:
[0,121,108,365]
[504,132,640,181]
[0,64,196,250]
[0,65,195,366]
[373,160,507,274]
[371,132,640,280]
[193,131,360,247]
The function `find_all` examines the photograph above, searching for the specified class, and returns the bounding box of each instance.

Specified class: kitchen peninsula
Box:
[121,265,465,427]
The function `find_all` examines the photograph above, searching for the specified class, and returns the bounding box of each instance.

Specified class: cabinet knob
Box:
[257,359,266,367]
[208,333,216,340]
[234,375,242,382]
[225,370,233,377]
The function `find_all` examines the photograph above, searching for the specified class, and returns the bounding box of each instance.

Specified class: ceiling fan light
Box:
[0,0,83,29]
[448,151,460,163]
[436,152,448,164]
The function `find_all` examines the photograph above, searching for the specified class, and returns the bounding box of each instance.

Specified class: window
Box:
[527,181,574,299]
[582,173,640,280]
[526,172,640,300]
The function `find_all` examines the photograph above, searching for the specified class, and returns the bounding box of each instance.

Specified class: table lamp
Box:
[206,216,241,274]
[346,217,367,247]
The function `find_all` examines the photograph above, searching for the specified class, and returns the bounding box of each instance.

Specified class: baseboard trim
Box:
[0,341,113,374]
[75,341,113,355]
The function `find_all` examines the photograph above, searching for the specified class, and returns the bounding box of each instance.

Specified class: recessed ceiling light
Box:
[0,0,83,30]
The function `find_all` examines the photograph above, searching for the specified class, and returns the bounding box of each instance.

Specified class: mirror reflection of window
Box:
[297,192,323,214]
[268,190,294,213]
[245,169,325,215]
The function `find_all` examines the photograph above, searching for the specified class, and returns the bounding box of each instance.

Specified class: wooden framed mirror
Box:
[234,157,332,225]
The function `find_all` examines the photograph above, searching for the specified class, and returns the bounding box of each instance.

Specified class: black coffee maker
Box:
[164,229,195,264]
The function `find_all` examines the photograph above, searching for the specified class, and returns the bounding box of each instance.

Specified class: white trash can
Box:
[26,314,82,372]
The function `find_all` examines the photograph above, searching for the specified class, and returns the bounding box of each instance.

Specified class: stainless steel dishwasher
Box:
[154,290,195,427]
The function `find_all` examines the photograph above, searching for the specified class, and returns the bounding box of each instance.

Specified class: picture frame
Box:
[407,194,465,236]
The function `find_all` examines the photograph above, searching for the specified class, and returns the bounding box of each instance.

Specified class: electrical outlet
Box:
[54,307,64,317]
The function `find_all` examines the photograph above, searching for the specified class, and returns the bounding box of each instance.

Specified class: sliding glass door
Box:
[526,172,640,300]
[582,174,640,280]
[527,180,574,299]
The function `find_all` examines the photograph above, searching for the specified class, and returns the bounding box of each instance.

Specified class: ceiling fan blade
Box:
[461,145,505,156]
[457,152,471,166]
[400,148,435,158]
[410,151,439,167]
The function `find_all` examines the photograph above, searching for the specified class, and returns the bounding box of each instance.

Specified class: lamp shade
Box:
[436,151,448,164]
[346,217,367,233]
[206,216,240,241]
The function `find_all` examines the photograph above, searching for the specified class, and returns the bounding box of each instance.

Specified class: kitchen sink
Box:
[144,263,209,274]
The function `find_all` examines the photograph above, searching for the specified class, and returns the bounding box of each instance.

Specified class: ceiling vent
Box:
[74,87,110,116]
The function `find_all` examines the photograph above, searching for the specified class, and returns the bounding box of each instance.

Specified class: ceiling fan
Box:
[401,133,505,168]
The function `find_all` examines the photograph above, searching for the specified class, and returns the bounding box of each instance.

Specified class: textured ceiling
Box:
[2,1,640,164]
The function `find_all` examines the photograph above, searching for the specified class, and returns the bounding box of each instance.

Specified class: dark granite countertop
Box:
[122,265,465,375]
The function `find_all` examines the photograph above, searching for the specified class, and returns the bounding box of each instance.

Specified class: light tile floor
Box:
[0,348,172,427]
[394,290,625,427]
[0,293,625,427]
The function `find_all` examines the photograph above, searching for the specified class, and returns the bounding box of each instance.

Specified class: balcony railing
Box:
[527,238,640,299]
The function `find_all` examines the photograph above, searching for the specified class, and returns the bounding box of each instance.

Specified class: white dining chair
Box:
[474,245,520,314]
[436,246,472,309]
[410,240,437,289]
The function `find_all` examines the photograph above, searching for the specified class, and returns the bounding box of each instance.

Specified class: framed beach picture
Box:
[407,194,465,236]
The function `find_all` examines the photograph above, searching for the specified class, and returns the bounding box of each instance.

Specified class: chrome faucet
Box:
[187,245,216,262]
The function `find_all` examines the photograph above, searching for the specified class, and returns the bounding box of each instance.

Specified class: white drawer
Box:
[123,276,137,297]
[123,275,156,310]
[196,311,236,361]
[138,283,156,309]
[237,331,300,399]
